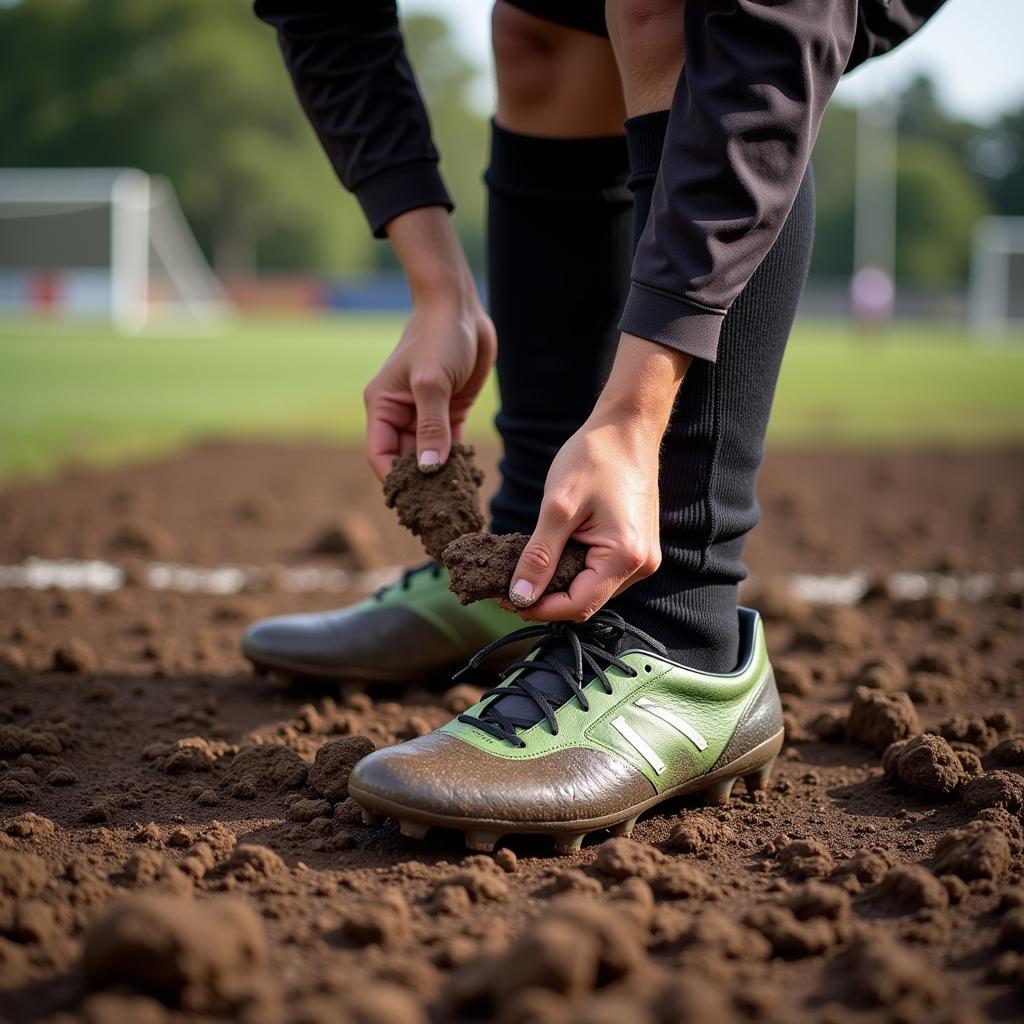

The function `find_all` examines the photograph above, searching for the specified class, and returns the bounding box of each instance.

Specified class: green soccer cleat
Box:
[349,607,783,853]
[241,562,523,684]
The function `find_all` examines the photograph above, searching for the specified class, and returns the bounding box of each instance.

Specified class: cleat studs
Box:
[398,819,429,840]
[702,777,737,806]
[465,831,502,853]
[553,832,586,855]
[610,815,639,838]
[744,757,776,794]
[360,808,385,827]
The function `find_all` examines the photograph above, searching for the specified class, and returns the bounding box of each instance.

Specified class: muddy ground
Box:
[0,441,1023,1024]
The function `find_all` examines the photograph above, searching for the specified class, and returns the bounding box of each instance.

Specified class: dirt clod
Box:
[306,736,374,802]
[81,895,267,1013]
[894,733,963,797]
[847,687,921,752]
[443,531,588,605]
[383,444,485,561]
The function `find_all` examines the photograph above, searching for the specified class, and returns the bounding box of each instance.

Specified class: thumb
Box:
[411,374,452,470]
[509,498,575,608]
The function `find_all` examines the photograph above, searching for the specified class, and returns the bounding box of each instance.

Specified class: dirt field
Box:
[1,441,1023,1024]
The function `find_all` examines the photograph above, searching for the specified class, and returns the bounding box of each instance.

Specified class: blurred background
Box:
[1,0,1023,482]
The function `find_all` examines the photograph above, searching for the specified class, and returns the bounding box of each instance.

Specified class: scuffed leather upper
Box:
[350,731,656,823]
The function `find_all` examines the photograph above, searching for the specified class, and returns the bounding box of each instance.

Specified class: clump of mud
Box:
[383,444,485,561]
[443,532,588,606]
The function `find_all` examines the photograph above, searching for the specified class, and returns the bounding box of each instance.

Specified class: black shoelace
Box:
[454,610,666,748]
[374,561,442,601]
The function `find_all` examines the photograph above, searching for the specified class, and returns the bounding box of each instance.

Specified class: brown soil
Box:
[383,444,485,562]
[0,441,1023,1023]
[443,532,588,605]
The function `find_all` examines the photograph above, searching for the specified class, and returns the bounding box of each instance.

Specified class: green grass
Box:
[1,314,1022,481]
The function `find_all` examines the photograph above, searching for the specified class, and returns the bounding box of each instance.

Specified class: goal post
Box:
[969,215,1024,340]
[0,167,233,334]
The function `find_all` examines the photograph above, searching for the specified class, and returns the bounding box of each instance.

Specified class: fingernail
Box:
[509,578,535,606]
[419,450,440,469]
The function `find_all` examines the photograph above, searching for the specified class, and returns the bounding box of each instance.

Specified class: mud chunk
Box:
[830,848,895,891]
[340,889,412,948]
[654,978,738,1024]
[785,880,851,922]
[52,638,97,673]
[993,735,1024,766]
[679,909,772,961]
[932,821,1012,881]
[843,932,946,1010]
[307,736,374,802]
[442,683,484,714]
[147,736,219,774]
[287,797,332,822]
[774,659,814,697]
[651,862,717,900]
[940,715,998,752]
[875,865,949,913]
[894,734,963,798]
[5,811,55,839]
[227,844,285,879]
[999,908,1024,950]
[549,869,603,896]
[450,897,645,1012]
[0,851,48,898]
[774,837,834,880]
[107,519,175,559]
[494,848,518,873]
[809,708,847,742]
[955,748,984,779]
[81,895,266,1013]
[594,838,665,881]
[383,443,485,561]
[10,899,59,945]
[962,771,1024,815]
[124,849,170,886]
[847,687,921,752]
[446,865,510,903]
[429,884,472,917]
[881,739,909,777]
[856,652,908,692]
[443,531,588,606]
[48,766,77,785]
[744,905,839,958]
[666,814,734,854]
[221,744,307,798]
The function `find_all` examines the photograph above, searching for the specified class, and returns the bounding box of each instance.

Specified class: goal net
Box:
[0,168,233,334]
[969,215,1024,338]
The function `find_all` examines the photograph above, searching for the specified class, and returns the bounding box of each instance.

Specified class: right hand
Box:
[364,288,496,481]
[364,207,496,481]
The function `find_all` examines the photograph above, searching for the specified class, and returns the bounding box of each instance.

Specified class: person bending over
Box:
[246,1,943,851]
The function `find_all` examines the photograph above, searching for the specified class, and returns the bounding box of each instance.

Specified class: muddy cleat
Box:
[241,563,522,684]
[349,608,784,853]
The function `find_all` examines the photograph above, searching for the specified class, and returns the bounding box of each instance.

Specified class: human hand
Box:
[364,207,496,480]
[507,333,691,621]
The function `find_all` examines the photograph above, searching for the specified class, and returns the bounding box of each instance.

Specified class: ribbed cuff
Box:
[485,121,630,204]
[624,109,671,181]
[619,281,725,363]
[354,160,454,238]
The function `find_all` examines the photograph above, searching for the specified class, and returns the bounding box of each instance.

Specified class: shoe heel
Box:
[744,757,776,794]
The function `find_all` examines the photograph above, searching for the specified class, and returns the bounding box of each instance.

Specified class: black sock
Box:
[611,110,816,672]
[486,122,632,535]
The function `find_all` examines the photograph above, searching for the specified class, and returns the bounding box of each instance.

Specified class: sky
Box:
[404,0,1024,125]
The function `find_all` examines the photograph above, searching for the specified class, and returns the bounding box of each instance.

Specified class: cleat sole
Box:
[348,729,783,856]
[360,807,385,827]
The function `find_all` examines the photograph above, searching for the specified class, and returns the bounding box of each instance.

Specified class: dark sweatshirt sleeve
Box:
[620,0,860,362]
[254,1,452,238]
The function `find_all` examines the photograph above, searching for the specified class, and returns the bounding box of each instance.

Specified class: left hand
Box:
[506,333,692,622]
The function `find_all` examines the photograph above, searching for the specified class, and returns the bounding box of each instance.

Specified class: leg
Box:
[606,0,816,670]
[487,2,632,535]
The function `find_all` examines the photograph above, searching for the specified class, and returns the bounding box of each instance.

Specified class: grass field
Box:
[2,314,1023,481]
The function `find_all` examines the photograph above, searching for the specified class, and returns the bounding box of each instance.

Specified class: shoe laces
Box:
[454,610,666,748]
[373,561,442,601]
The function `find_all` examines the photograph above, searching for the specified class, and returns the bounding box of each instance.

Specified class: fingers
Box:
[518,540,659,623]
[507,495,577,610]
[366,409,400,481]
[411,372,452,470]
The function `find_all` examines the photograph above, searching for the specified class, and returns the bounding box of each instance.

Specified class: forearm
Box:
[591,333,691,441]
[384,206,474,305]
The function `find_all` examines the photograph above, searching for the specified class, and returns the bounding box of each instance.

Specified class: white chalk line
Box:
[0,556,1020,605]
